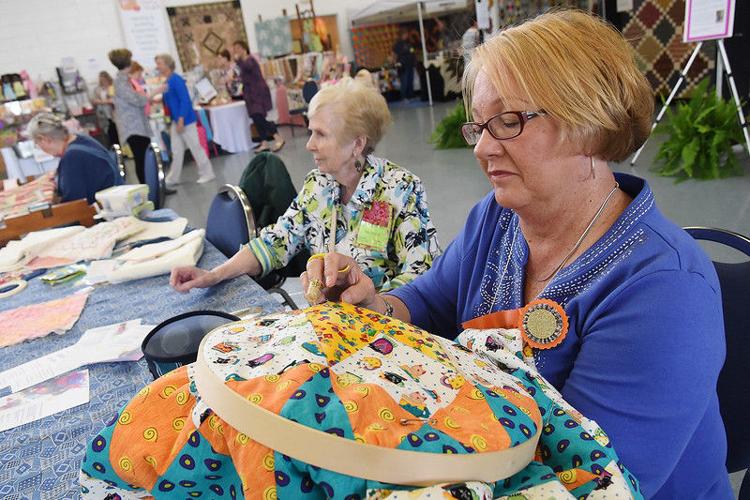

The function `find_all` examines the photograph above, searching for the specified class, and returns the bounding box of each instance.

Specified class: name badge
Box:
[356,201,392,251]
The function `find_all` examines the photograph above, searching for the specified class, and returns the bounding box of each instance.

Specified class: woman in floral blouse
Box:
[171,80,441,295]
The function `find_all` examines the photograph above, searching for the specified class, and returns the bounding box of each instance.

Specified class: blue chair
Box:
[684,226,750,498]
[109,143,126,183]
[289,80,319,136]
[144,143,166,209]
[206,184,297,309]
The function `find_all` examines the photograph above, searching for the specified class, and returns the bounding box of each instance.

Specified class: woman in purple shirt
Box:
[303,11,732,499]
[231,40,284,153]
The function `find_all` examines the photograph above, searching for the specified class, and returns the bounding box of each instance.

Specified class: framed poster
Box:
[684,0,736,42]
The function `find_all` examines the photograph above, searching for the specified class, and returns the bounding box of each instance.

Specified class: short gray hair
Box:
[155,53,176,71]
[27,113,68,141]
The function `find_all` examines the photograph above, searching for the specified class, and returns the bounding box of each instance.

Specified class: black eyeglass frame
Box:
[461,110,546,145]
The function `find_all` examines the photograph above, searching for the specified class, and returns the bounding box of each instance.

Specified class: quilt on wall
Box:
[351,24,400,69]
[620,0,715,97]
[255,17,293,58]
[497,0,590,25]
[167,1,248,71]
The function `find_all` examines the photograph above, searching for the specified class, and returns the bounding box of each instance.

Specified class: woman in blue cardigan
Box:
[155,54,215,186]
[303,10,732,500]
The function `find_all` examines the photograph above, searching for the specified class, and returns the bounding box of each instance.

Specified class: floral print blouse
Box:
[247,155,441,291]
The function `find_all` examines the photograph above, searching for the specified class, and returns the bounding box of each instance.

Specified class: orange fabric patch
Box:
[226,363,322,414]
[557,468,599,490]
[109,366,196,489]
[430,383,511,452]
[330,370,415,448]
[221,425,275,500]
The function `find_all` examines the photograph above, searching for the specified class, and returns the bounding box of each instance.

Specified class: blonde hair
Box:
[308,80,392,152]
[354,69,376,89]
[464,9,653,162]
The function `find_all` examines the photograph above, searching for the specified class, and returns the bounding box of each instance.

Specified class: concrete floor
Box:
[155,100,747,496]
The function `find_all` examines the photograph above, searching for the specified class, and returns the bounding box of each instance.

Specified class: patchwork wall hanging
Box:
[255,17,294,58]
[619,0,715,97]
[167,1,248,71]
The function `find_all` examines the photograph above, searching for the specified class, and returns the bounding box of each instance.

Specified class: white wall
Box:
[0,0,361,85]
[0,0,125,84]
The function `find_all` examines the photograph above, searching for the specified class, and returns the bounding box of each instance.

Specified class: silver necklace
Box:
[538,182,620,283]
[487,182,620,312]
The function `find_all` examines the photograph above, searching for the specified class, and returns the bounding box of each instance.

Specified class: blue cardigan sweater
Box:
[390,173,732,499]
[163,73,196,127]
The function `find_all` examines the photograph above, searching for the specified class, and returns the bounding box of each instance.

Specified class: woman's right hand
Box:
[170,266,220,293]
[301,253,380,311]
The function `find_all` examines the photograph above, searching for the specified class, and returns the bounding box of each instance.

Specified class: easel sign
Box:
[684,0,736,42]
[631,0,748,166]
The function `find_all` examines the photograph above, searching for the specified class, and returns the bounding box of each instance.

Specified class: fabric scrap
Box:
[0,292,90,348]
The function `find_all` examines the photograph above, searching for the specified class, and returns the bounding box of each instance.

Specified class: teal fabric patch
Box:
[151,429,243,498]
[476,383,538,446]
[395,423,468,455]
[275,367,366,497]
[81,411,132,490]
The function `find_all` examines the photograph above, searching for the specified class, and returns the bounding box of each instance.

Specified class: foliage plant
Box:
[431,102,471,149]
[654,78,745,180]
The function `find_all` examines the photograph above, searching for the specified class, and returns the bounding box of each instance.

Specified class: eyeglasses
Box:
[461,110,546,145]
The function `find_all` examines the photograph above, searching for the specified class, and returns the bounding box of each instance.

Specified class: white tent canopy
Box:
[351,0,468,27]
[351,0,469,105]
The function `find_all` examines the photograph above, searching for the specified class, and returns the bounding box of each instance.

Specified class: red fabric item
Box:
[196,121,210,158]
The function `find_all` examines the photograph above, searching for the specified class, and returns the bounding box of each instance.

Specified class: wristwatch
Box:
[382,296,394,317]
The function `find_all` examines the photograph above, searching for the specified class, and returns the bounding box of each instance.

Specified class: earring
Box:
[354,158,364,172]
[590,156,596,179]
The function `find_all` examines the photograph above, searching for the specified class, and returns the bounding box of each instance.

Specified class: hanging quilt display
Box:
[497,0,590,26]
[167,1,248,71]
[351,24,400,69]
[255,17,293,58]
[619,0,715,97]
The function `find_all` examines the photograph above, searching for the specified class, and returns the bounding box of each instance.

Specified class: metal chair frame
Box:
[111,143,126,182]
[683,226,750,254]
[148,142,167,209]
[217,184,298,309]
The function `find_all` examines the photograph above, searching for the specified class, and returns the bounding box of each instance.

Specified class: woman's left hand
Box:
[301,252,378,309]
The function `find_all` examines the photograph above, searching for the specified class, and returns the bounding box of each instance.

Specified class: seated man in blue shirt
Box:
[27,113,122,204]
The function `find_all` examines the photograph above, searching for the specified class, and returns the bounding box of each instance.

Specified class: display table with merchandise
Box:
[0,232,279,498]
[1,146,58,181]
[200,101,254,153]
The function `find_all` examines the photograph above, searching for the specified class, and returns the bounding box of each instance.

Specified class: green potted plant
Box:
[653,78,745,180]
[430,102,471,149]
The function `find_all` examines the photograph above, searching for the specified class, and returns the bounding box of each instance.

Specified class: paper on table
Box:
[0,369,90,432]
[0,319,153,394]
[77,319,153,361]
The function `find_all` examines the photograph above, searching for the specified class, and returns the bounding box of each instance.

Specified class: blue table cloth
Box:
[0,241,280,499]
